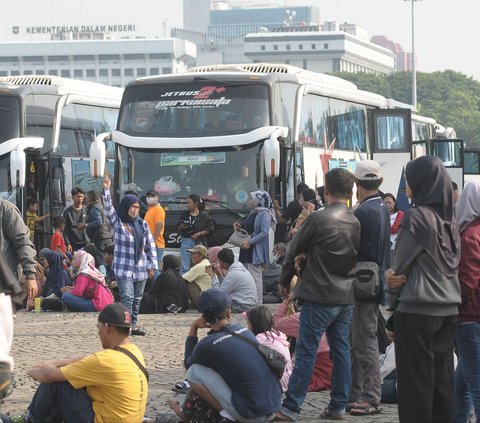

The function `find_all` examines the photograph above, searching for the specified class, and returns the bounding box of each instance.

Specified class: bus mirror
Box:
[10,145,26,188]
[264,127,288,178]
[90,133,109,177]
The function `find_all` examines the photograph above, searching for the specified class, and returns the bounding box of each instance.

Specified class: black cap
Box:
[197,288,231,322]
[146,190,157,196]
[98,303,132,328]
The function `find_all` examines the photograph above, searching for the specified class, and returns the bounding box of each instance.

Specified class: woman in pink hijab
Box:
[61,250,113,312]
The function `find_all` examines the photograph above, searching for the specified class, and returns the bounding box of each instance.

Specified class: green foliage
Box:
[332,70,480,148]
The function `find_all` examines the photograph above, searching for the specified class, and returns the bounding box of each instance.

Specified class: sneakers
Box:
[131,327,146,336]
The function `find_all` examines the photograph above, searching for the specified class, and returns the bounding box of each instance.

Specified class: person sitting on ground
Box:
[61,250,114,312]
[208,246,225,277]
[262,242,287,304]
[140,255,189,314]
[272,291,333,392]
[182,245,211,309]
[38,249,70,300]
[245,305,292,392]
[24,261,46,310]
[2,303,148,423]
[205,248,257,313]
[183,288,281,422]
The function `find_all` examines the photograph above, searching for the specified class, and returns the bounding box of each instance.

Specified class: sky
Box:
[1,0,478,80]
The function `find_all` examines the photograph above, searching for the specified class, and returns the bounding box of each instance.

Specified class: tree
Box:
[332,70,480,147]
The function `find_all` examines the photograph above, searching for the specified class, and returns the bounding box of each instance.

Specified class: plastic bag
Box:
[154,176,180,195]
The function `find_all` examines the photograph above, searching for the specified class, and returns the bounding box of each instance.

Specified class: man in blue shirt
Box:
[184,288,281,422]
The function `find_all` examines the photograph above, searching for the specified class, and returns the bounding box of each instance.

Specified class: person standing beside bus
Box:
[102,175,157,336]
[177,194,214,274]
[63,188,89,252]
[144,190,166,271]
[237,190,276,305]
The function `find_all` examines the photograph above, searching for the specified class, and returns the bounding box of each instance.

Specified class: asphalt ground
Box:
[1,310,400,423]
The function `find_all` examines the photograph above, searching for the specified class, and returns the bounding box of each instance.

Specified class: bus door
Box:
[368,109,412,209]
[464,149,480,184]
[430,139,464,191]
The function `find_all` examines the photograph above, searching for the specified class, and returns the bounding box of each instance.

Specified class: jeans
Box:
[180,238,195,274]
[61,293,96,312]
[116,278,147,327]
[281,301,353,420]
[455,322,480,423]
[27,381,94,423]
[187,364,270,423]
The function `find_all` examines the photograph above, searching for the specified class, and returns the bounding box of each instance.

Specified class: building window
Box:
[125,68,134,76]
[137,68,146,77]
[35,70,45,75]
[286,44,291,50]
[11,71,20,76]
[112,68,121,77]
[299,44,303,50]
[273,45,278,51]
[48,70,58,76]
[162,67,172,74]
[261,45,266,51]
[149,67,159,75]
[24,70,33,75]
[311,44,316,49]
[86,69,95,77]
[74,69,83,77]
[99,69,108,77]
[324,43,329,49]
[61,70,70,77]
[0,71,7,77]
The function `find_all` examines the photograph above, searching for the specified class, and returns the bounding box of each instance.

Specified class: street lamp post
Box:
[405,0,422,108]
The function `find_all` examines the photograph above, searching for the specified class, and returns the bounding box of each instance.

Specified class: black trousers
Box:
[394,312,457,423]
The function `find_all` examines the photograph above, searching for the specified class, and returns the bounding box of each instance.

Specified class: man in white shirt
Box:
[183,245,211,309]
[205,248,257,313]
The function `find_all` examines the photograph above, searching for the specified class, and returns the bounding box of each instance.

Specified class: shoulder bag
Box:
[228,229,250,247]
[221,326,286,379]
[353,261,380,301]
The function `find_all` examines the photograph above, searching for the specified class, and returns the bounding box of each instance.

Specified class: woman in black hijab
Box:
[139,255,189,314]
[386,156,461,423]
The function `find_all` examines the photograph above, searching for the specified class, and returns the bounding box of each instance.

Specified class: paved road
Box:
[2,310,400,422]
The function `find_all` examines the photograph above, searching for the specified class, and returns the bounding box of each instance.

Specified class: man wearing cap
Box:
[144,190,166,270]
[182,245,211,309]
[6,304,148,423]
[348,160,391,416]
[184,288,281,422]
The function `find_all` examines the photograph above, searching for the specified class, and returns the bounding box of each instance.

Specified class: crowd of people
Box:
[0,155,478,423]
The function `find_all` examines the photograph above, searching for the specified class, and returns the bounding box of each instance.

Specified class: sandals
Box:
[171,380,190,394]
[349,403,381,416]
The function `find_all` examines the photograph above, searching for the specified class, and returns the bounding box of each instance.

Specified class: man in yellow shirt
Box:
[6,304,148,423]
[182,244,211,309]
[144,190,166,271]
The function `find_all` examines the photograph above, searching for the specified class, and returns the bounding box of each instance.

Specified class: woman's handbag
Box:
[228,229,250,247]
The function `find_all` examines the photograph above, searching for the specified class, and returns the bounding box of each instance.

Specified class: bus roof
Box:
[0,75,123,100]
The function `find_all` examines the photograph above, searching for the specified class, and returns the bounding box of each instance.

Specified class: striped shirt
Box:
[102,189,157,281]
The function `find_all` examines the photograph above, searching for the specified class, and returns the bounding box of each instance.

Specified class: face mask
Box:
[146,197,157,205]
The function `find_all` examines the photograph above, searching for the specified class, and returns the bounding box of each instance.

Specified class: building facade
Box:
[370,35,413,72]
[0,38,196,87]
[244,29,394,75]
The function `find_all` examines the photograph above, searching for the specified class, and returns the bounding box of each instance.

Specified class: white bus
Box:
[89,63,455,248]
[0,75,123,247]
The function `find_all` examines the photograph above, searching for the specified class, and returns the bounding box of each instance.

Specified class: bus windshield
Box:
[0,96,21,144]
[116,143,262,211]
[118,81,270,138]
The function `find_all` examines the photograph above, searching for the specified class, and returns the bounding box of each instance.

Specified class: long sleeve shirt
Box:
[102,189,157,281]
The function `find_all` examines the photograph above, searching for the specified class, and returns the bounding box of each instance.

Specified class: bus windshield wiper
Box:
[0,107,10,113]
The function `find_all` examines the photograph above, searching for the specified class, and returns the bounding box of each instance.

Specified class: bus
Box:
[0,75,123,248]
[89,63,459,249]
